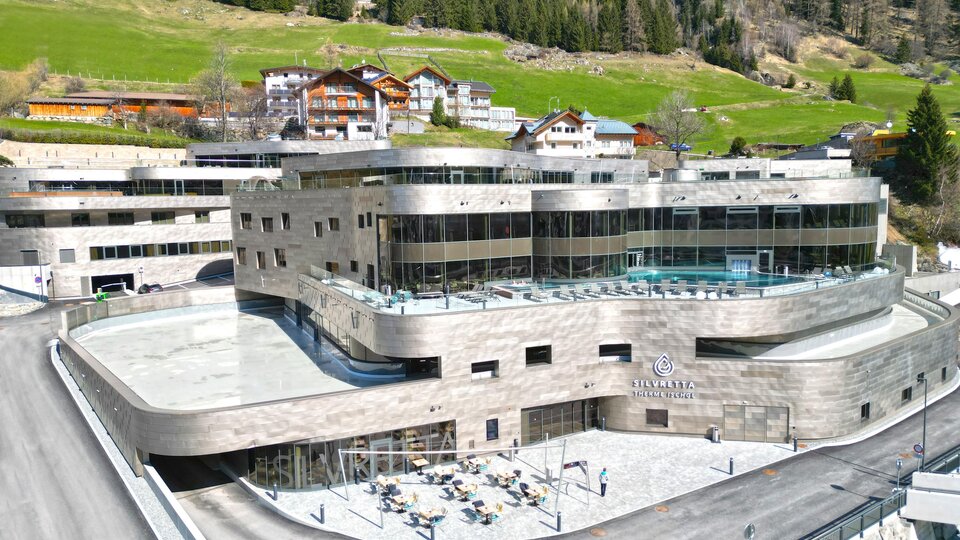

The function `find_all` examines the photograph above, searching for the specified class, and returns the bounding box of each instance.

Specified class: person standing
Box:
[599,467,608,497]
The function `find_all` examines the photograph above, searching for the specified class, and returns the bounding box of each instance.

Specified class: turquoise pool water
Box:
[626,269,804,287]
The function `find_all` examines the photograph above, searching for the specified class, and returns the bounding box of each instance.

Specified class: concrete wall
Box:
[56,268,959,475]
[884,244,918,277]
[0,263,50,300]
[0,140,184,168]
[906,272,960,298]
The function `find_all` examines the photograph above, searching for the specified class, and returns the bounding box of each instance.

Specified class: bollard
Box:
[320,503,325,524]
[557,510,562,532]
[404,457,410,475]
[354,466,360,485]
[445,295,450,309]
[601,416,606,431]
[513,438,520,457]
[273,483,278,500]
[430,524,436,540]
[729,457,734,476]
[401,305,405,315]
[793,435,798,453]
[860,515,865,538]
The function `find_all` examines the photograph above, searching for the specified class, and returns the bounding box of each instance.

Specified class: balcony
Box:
[545,132,584,142]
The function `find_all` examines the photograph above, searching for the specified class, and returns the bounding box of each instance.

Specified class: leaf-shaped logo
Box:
[653,353,674,377]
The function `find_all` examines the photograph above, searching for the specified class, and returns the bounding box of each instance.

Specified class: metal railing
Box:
[805,442,960,540]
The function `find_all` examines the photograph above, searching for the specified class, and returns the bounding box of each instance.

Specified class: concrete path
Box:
[0,303,152,538]
[562,384,960,540]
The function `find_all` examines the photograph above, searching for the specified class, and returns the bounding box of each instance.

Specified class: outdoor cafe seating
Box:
[496,469,520,487]
[418,506,447,527]
[522,484,549,506]
[454,481,479,501]
[430,465,456,484]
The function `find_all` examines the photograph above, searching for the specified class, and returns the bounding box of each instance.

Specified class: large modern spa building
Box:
[58,148,958,493]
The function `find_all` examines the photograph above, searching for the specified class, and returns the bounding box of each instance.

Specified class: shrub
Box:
[729,136,747,156]
[783,73,797,89]
[853,54,874,69]
[64,76,86,94]
[0,154,14,166]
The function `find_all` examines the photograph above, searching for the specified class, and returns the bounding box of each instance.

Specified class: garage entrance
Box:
[723,405,789,442]
[90,273,134,293]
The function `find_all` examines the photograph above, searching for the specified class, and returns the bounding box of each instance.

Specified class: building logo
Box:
[653,353,674,377]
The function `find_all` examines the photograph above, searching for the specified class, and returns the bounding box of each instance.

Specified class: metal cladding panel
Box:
[532,188,629,211]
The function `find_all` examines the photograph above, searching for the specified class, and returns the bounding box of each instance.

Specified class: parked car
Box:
[670,143,693,151]
[699,106,709,112]
[137,283,163,294]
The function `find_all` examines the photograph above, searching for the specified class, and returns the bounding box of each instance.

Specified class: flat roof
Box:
[66,91,196,102]
[74,307,400,410]
[27,97,114,105]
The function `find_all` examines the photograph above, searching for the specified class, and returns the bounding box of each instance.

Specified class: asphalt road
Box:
[0,303,152,539]
[562,383,960,540]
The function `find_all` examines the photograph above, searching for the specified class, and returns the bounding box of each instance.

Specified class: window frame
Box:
[525,345,552,367]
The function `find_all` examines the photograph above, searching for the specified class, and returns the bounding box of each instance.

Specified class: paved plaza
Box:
[255,429,800,539]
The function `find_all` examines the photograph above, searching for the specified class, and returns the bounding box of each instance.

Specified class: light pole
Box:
[895,457,902,491]
[917,374,928,469]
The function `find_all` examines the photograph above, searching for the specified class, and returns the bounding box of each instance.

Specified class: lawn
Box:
[3,0,960,153]
[393,126,510,149]
[0,117,194,147]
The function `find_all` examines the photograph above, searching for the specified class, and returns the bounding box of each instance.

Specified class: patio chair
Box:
[636,279,650,296]
[618,280,635,295]
[519,482,530,492]
[453,479,464,487]
[718,281,728,297]
[735,281,746,296]
[473,500,485,509]
[600,283,623,296]
[843,265,854,276]
[659,278,672,296]
[513,470,522,479]
[431,508,448,527]
[527,285,550,303]
[812,266,823,276]
[562,284,584,300]
[676,279,688,296]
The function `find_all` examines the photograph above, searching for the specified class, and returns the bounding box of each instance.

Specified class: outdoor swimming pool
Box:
[626,269,806,287]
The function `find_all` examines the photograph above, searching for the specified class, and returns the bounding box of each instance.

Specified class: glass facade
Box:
[299,166,642,188]
[246,420,456,490]
[521,399,600,445]
[378,202,879,290]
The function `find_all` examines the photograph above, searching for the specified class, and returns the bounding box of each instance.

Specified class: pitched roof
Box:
[506,109,582,140]
[404,66,452,85]
[450,79,495,93]
[293,67,387,97]
[28,97,115,105]
[580,109,597,121]
[596,119,639,136]
[347,64,389,81]
[259,65,327,76]
[66,91,196,102]
[369,73,413,89]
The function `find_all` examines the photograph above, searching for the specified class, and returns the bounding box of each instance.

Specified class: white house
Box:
[506,109,637,158]
[260,65,327,119]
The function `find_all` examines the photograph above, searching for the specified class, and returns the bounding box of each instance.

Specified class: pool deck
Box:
[74,308,389,410]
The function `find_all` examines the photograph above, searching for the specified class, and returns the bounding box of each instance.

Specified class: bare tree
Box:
[193,42,240,142]
[849,128,878,172]
[652,91,706,159]
[236,86,268,141]
[112,87,131,130]
[64,76,86,94]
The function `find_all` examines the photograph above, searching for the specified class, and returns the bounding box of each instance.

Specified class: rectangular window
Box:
[4,214,45,228]
[274,248,287,268]
[240,212,252,229]
[599,344,632,362]
[358,214,365,229]
[350,260,358,272]
[917,372,924,383]
[901,387,913,402]
[314,221,323,237]
[261,217,274,233]
[357,125,373,132]
[130,245,142,257]
[486,419,499,441]
[71,213,90,227]
[325,261,340,273]
[328,217,340,231]
[104,246,117,259]
[471,360,499,380]
[237,247,247,265]
[860,402,870,420]
[256,251,266,269]
[151,211,175,225]
[943,366,949,382]
[526,345,552,367]
[281,213,290,230]
[195,211,210,223]
[646,409,668,427]
[366,212,372,227]
[108,212,134,226]
[59,249,75,263]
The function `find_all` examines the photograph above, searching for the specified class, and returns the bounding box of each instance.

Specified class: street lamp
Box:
[917,374,928,469]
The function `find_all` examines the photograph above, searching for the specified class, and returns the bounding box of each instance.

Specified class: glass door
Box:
[173,179,185,195]
[370,435,393,476]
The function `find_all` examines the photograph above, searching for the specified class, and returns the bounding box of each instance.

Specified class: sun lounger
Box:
[618,280,637,295]
[676,279,688,295]
[527,285,550,302]
[574,283,600,298]
[553,285,574,300]
[735,281,746,296]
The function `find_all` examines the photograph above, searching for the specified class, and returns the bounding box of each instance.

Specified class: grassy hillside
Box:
[2,0,958,153]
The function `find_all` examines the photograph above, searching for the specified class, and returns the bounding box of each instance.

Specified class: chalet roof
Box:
[348,63,388,79]
[66,91,196,102]
[27,97,115,105]
[259,65,327,76]
[293,67,387,97]
[450,79,495,93]
[369,73,413,89]
[404,66,452,85]
[596,119,639,136]
[580,109,598,121]
[506,109,582,140]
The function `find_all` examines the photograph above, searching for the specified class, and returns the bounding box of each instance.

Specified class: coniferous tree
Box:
[598,0,623,53]
[894,35,912,64]
[565,7,588,52]
[829,0,844,30]
[429,96,447,126]
[828,76,840,98]
[838,74,857,103]
[480,0,497,31]
[896,84,959,204]
[623,0,646,51]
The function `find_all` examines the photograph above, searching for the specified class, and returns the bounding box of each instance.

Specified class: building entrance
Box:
[521,398,599,445]
[91,273,134,293]
[722,405,789,442]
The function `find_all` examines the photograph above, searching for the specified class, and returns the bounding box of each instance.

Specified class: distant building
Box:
[295,68,390,141]
[260,65,327,119]
[402,66,515,131]
[349,64,413,116]
[404,66,452,120]
[66,91,202,117]
[27,92,206,123]
[507,109,636,158]
[632,122,666,147]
